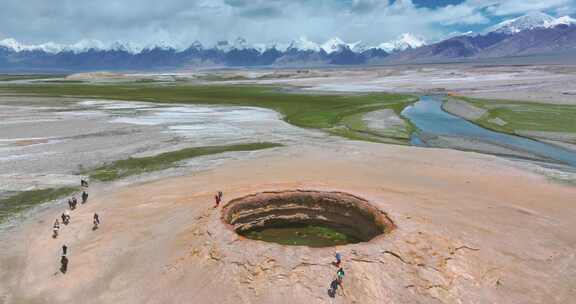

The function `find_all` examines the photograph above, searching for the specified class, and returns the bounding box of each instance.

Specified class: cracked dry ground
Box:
[1,143,575,303]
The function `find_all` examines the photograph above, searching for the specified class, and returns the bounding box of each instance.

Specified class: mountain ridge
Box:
[0,12,574,71]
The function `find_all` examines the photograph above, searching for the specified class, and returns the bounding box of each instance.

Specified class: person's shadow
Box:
[60,256,69,274]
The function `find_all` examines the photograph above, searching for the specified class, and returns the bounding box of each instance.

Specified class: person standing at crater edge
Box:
[214,193,222,208]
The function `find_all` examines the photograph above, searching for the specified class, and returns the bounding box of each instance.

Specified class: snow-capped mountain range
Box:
[388,12,576,62]
[2,12,568,57]
[0,38,147,54]
[0,33,426,55]
[0,12,574,70]
[378,33,427,52]
[488,12,575,34]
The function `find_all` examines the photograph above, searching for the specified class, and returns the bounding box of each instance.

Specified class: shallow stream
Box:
[402,96,576,167]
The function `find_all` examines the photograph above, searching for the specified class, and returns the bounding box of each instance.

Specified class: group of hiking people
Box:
[54,184,223,274]
[328,252,346,298]
[52,178,101,274]
[65,191,88,211]
[52,190,95,238]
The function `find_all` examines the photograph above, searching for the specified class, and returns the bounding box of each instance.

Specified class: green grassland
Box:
[335,102,415,144]
[0,187,78,223]
[453,96,576,137]
[1,83,417,144]
[89,143,282,181]
[0,74,64,81]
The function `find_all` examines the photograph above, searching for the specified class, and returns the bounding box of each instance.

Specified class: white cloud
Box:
[0,0,573,47]
[465,0,575,16]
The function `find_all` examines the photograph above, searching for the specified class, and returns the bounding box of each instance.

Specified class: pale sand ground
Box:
[0,95,328,193]
[201,64,576,105]
[67,64,576,104]
[1,142,575,304]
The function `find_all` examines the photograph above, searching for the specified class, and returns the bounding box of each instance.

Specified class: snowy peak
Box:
[489,12,575,34]
[66,39,107,53]
[0,38,65,53]
[349,41,369,53]
[108,41,144,54]
[287,36,321,52]
[214,37,250,52]
[378,33,426,52]
[553,16,576,26]
[232,37,248,50]
[189,40,203,50]
[145,40,175,51]
[321,37,346,54]
[253,42,288,53]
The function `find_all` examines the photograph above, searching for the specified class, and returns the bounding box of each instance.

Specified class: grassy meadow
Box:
[89,143,282,181]
[0,187,78,223]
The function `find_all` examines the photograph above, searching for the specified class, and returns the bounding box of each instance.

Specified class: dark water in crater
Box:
[241,224,362,247]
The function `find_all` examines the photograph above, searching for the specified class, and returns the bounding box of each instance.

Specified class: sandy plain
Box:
[1,143,575,303]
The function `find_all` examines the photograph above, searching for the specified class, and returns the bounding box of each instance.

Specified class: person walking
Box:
[53,219,60,238]
[81,191,88,204]
[214,193,221,208]
[60,244,69,273]
[64,209,70,224]
[60,255,69,274]
[337,268,345,282]
[93,213,100,230]
[328,267,346,298]
[334,252,342,267]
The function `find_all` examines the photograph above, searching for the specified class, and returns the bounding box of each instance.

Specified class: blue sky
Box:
[0,0,574,47]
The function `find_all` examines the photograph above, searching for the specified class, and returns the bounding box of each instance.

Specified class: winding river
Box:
[401,96,576,167]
